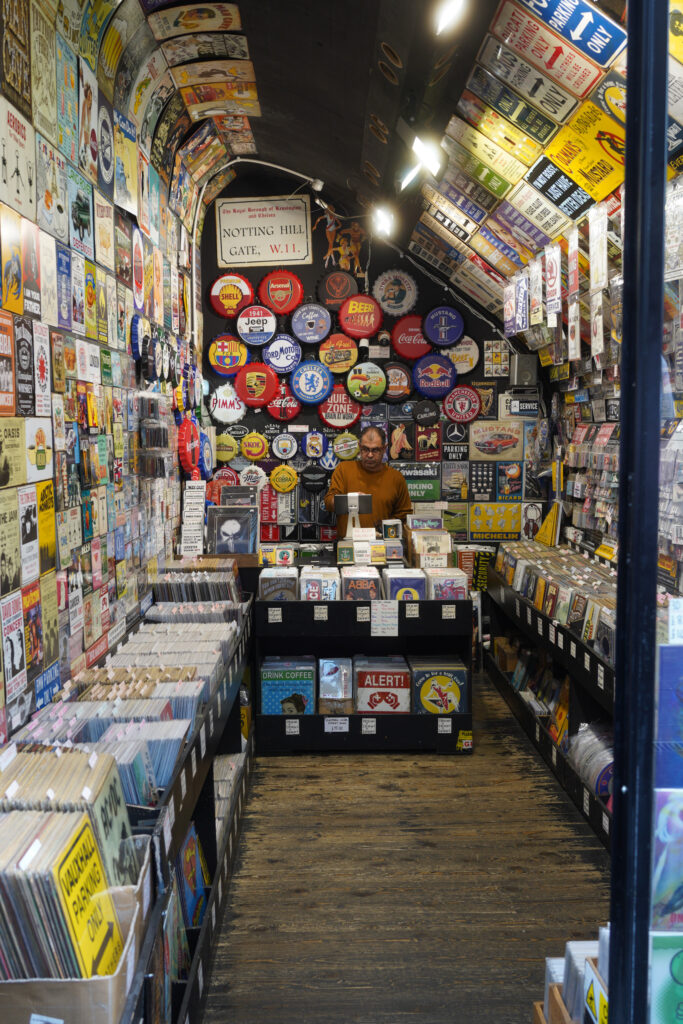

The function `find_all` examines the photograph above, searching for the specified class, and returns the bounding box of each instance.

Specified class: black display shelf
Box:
[485,651,611,851]
[566,538,618,570]
[255,712,473,755]
[487,568,614,713]
[253,599,473,638]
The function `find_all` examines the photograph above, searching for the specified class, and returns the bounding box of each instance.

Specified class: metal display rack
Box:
[253,599,474,755]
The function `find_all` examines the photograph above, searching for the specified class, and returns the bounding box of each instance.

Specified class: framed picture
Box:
[207,506,258,554]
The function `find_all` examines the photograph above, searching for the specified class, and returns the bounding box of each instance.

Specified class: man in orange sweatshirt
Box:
[323,426,412,537]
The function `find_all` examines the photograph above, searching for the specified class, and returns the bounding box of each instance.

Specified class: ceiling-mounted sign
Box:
[347,362,387,403]
[391,315,432,360]
[290,361,334,404]
[318,382,362,429]
[372,269,418,316]
[236,304,277,345]
[209,273,254,317]
[216,195,312,267]
[301,430,328,459]
[319,333,358,374]
[272,433,298,460]
[443,385,482,423]
[384,362,413,403]
[208,334,250,376]
[291,303,331,344]
[333,432,360,460]
[338,295,383,339]
[209,381,247,424]
[263,334,302,374]
[266,380,302,421]
[270,464,298,493]
[413,355,457,399]
[258,269,305,314]
[241,432,269,461]
[423,306,465,348]
[525,156,593,220]
[514,0,626,67]
[216,433,240,461]
[317,270,358,311]
[446,337,480,374]
[234,362,280,407]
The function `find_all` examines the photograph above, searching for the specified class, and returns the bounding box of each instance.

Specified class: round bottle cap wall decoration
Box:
[266,380,302,421]
[291,303,331,344]
[234,362,279,407]
[372,269,418,316]
[263,334,302,374]
[290,361,333,404]
[443,384,482,423]
[413,399,440,426]
[209,273,254,317]
[317,270,358,311]
[272,433,298,460]
[445,336,480,374]
[198,431,214,479]
[241,432,269,461]
[208,334,249,376]
[317,382,362,429]
[333,432,360,460]
[412,354,457,399]
[319,333,358,374]
[338,294,383,338]
[240,465,268,490]
[300,465,329,493]
[302,430,328,459]
[319,448,340,471]
[214,466,241,487]
[178,416,200,474]
[209,381,247,424]
[383,361,413,403]
[270,464,299,493]
[423,306,464,347]
[346,362,386,403]
[391,315,432,360]
[236,304,277,345]
[258,269,304,314]
[215,433,240,461]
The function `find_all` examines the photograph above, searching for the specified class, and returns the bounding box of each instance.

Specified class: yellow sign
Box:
[458,91,543,166]
[586,981,596,1019]
[546,101,625,202]
[469,502,521,540]
[456,729,473,751]
[671,1,683,65]
[55,815,124,977]
[270,464,298,493]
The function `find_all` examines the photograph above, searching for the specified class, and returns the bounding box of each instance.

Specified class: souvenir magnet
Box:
[383,361,413,403]
[258,269,304,314]
[266,380,302,421]
[317,269,358,311]
[209,380,247,424]
[234,362,280,407]
[302,430,328,459]
[272,433,298,460]
[215,433,240,461]
[338,294,383,339]
[346,362,387,403]
[333,432,360,460]
[372,269,418,316]
[236,303,277,345]
[241,432,269,461]
[317,382,362,429]
[391,315,432,360]
[291,303,331,344]
[319,333,358,373]
[443,385,482,423]
[290,361,334,404]
[208,334,249,376]
[423,306,465,347]
[412,354,457,399]
[270,464,299,493]
[263,334,302,374]
[209,273,254,317]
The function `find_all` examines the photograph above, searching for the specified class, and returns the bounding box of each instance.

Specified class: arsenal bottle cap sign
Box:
[266,380,302,421]
[413,354,457,399]
[317,382,362,429]
[445,336,480,374]
[291,303,331,344]
[258,269,304,314]
[209,381,247,424]
[443,384,482,423]
[391,315,432,360]
[208,334,250,376]
[317,270,358,311]
[209,273,254,317]
[234,362,280,407]
[423,305,465,347]
[346,361,386,403]
[319,333,358,374]
[290,361,334,404]
[372,269,418,316]
[384,361,413,403]
[338,294,383,338]
[236,304,277,345]
[263,334,302,374]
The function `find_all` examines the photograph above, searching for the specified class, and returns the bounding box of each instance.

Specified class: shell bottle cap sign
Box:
[209,273,254,317]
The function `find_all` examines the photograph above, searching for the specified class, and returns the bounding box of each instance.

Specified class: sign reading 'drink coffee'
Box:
[216,195,312,267]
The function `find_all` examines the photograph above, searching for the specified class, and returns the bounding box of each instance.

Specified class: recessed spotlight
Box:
[435,0,466,34]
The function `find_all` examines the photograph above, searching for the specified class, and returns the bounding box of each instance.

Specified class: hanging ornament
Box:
[301,429,329,459]
[444,336,480,374]
[258,269,304,314]
[240,464,268,491]
[209,273,254,317]
[412,354,457,399]
[317,269,358,312]
[270,463,299,493]
[443,385,482,423]
[262,334,302,374]
[209,380,247,424]
[241,431,270,461]
[383,361,413,403]
[333,432,360,460]
[178,416,200,474]
[272,433,299,460]
[215,433,240,462]
[198,431,214,480]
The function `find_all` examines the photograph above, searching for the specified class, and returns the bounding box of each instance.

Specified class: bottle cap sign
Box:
[178,416,200,473]
[258,269,304,314]
[198,431,213,479]
[240,464,268,491]
[333,432,360,460]
[236,304,277,345]
[208,334,250,376]
[319,333,358,374]
[213,466,241,487]
[391,315,432,359]
[383,361,413,403]
[290,361,334,404]
[317,381,362,429]
[234,362,280,407]
[423,305,465,347]
[413,399,440,425]
[301,429,328,459]
[413,354,457,398]
[270,464,299,493]
[346,361,386,402]
[319,448,340,470]
[266,380,302,421]
[272,433,298,459]
[209,381,247,424]
[444,336,480,374]
[209,273,254,317]
[443,384,482,423]
[300,465,330,493]
[215,433,240,461]
[263,334,302,374]
[317,269,358,311]
[372,269,418,316]
[338,294,383,338]
[241,431,269,461]
[132,228,144,311]
[291,303,331,344]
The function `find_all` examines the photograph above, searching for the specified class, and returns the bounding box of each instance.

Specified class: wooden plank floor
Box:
[204,674,610,1024]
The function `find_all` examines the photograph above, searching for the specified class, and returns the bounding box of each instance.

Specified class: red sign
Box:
[260,483,279,522]
[391,315,432,359]
[234,362,279,407]
[317,381,362,429]
[258,269,304,314]
[443,385,482,423]
[209,273,254,317]
[266,380,302,421]
[178,417,200,472]
[338,294,382,338]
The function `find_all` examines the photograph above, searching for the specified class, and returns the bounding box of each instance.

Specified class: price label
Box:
[362,718,376,735]
[442,604,456,619]
[583,788,590,815]
[515,598,520,617]
[357,606,370,622]
[602,812,610,834]
[285,718,300,736]
[557,631,564,650]
[406,604,419,618]
[584,651,591,671]
[438,718,453,734]
[551,746,557,766]
[535,722,540,743]
[537,617,543,637]
[526,607,532,626]
[597,664,605,691]
[200,724,207,759]
[548,624,556,644]
[570,641,577,659]
[314,605,328,621]
[268,607,282,623]
[197,960,204,996]
[324,717,349,733]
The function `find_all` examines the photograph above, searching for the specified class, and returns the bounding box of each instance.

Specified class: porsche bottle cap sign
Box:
[258,269,304,314]
[215,433,240,461]
[391,315,432,360]
[241,431,269,461]
[263,334,302,374]
[423,305,465,347]
[317,269,358,311]
[443,384,482,423]
[209,381,247,424]
[291,303,331,344]
[384,361,413,403]
[346,361,386,403]
[236,304,277,345]
[319,333,358,374]
[338,295,383,338]
[413,354,457,399]
[445,336,480,374]
[234,362,280,407]
[372,269,418,316]
[266,380,302,421]
[209,273,254,317]
[208,334,250,376]
[270,463,299,493]
[290,361,334,404]
[317,382,362,429]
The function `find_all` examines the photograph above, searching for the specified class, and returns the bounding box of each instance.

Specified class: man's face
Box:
[359,433,386,473]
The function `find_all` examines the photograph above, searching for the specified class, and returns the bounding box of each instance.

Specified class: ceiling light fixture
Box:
[400,135,443,191]
[435,0,466,34]
[372,207,394,236]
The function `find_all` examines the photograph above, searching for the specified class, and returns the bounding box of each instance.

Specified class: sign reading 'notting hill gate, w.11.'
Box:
[216,195,312,267]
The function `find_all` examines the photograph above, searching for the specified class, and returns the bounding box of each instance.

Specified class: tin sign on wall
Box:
[236,304,277,345]
[291,303,331,343]
[423,306,465,347]
[372,269,418,316]
[319,333,358,374]
[317,382,363,429]
[263,334,302,374]
[209,273,254,317]
[216,196,312,267]
[207,335,250,376]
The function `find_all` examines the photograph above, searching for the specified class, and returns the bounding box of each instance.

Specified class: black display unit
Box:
[252,599,474,755]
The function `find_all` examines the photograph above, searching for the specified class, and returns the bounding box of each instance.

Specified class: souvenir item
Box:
[443,385,482,423]
[391,315,432,359]
[423,306,465,347]
[178,416,200,474]
[198,431,213,479]
[317,382,362,429]
[207,334,249,376]
[236,304,276,345]
[272,433,298,460]
[317,269,358,311]
[0,98,35,218]
[412,354,457,399]
[241,432,269,461]
[413,400,440,426]
[209,381,246,424]
[270,464,298,493]
[215,433,239,461]
[300,465,330,494]
[266,380,301,421]
[240,464,267,490]
[290,361,333,404]
[301,430,328,460]
[319,449,340,471]
[383,362,413,403]
[333,432,360,460]
[234,362,279,407]
[372,269,418,315]
[258,269,304,314]
[263,334,302,374]
[209,272,254,317]
[347,362,386,403]
[291,303,331,343]
[319,334,358,374]
[337,294,382,339]
[446,337,480,374]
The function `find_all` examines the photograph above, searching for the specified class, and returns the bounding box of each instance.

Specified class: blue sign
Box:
[423,306,464,348]
[290,361,334,404]
[302,430,329,460]
[516,0,626,67]
[263,334,302,374]
[198,431,213,480]
[291,303,331,344]
[319,449,339,471]
[412,355,457,399]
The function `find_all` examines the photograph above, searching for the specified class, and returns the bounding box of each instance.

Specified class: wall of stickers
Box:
[200,178,546,549]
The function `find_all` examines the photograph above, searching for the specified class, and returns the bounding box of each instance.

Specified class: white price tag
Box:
[535,722,540,743]
[537,617,543,637]
[180,768,187,802]
[526,607,532,626]
[557,631,564,650]
[597,664,605,691]
[324,717,349,733]
[197,960,204,997]
[362,718,376,735]
[406,604,419,618]
[515,598,520,617]
[438,718,453,734]
[548,624,556,644]
[551,746,557,766]
[356,606,370,622]
[570,641,577,659]
[285,718,300,736]
[200,724,207,759]
[584,651,591,671]
[163,813,172,854]
[268,607,282,623]
[602,812,610,834]
[314,605,328,621]
[371,601,399,636]
[442,604,456,619]
[191,748,197,777]
[583,788,590,815]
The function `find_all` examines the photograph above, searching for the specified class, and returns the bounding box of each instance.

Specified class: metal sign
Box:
[216,195,312,267]
[525,156,593,220]
[515,0,626,67]
[466,65,559,146]
[478,35,579,122]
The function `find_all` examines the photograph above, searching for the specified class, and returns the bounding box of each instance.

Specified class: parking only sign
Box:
[515,0,627,67]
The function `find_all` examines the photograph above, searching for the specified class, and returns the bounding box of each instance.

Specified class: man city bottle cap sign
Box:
[272,433,298,460]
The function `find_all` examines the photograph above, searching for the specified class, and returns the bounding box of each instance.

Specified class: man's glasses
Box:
[360,445,384,455]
